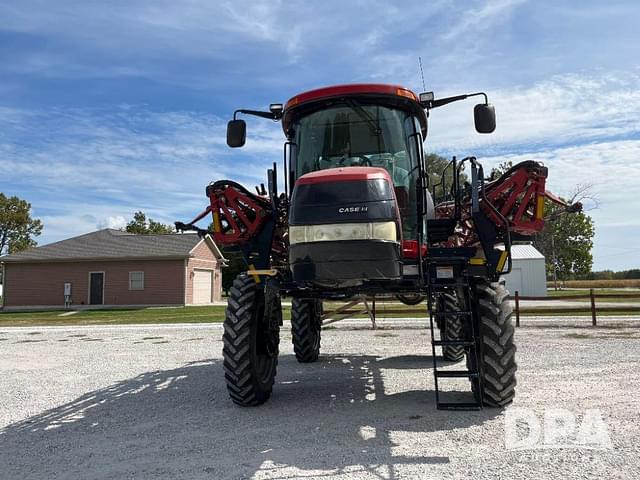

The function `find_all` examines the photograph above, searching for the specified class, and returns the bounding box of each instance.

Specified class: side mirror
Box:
[474,103,496,134]
[226,119,246,148]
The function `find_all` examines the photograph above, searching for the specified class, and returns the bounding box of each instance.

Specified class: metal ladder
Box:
[427,257,483,410]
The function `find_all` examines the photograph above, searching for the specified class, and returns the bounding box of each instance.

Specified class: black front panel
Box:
[290,240,402,283]
[289,179,397,225]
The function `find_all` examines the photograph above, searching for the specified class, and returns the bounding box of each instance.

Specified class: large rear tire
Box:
[436,292,465,362]
[291,298,322,363]
[471,279,517,407]
[223,274,281,406]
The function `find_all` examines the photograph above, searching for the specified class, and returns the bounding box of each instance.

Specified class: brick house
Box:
[0,229,225,310]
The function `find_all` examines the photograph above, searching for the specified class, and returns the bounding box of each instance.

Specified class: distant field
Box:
[548,279,640,288]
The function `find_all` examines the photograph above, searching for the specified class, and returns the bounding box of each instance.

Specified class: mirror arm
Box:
[426,91,488,109]
[233,109,282,121]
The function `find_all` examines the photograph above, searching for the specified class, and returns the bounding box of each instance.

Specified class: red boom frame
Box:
[183,162,579,252]
[183,181,272,247]
[436,161,580,247]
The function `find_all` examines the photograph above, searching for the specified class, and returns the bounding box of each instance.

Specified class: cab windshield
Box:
[292,102,421,238]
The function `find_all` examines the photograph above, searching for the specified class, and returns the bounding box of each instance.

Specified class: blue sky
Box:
[0,0,639,270]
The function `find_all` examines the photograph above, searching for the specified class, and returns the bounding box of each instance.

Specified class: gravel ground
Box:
[1,319,640,479]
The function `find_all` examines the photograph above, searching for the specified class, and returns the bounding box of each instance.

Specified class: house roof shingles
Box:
[0,229,207,263]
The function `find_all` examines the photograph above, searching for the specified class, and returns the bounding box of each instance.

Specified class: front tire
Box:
[291,298,322,363]
[223,274,281,406]
[471,279,517,407]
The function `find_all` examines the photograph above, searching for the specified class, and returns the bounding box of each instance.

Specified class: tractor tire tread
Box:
[474,279,518,408]
[222,274,278,407]
[291,298,322,363]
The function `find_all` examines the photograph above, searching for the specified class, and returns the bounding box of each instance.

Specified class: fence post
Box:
[590,288,597,326]
[515,291,520,327]
[372,296,376,322]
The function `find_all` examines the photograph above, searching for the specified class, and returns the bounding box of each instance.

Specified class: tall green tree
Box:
[425,153,468,199]
[125,211,174,234]
[533,201,594,278]
[0,193,43,255]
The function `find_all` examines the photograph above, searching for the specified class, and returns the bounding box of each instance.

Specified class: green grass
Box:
[2,297,640,328]
[0,305,283,327]
[543,289,640,305]
[550,279,640,288]
[548,288,640,297]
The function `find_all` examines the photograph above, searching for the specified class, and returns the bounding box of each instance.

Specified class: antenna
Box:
[418,56,426,91]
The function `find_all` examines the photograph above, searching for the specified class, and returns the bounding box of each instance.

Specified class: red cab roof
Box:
[282,83,427,136]
[284,83,419,110]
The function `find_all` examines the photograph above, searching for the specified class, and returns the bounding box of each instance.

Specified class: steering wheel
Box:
[337,155,372,167]
[356,155,372,167]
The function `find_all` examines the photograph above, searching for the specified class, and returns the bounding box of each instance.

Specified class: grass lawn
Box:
[545,288,640,304]
[0,306,252,327]
[548,288,640,297]
[550,279,640,288]
[1,298,639,327]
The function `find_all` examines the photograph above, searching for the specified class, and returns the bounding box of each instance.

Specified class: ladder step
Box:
[432,340,475,347]
[428,273,483,411]
[435,370,478,378]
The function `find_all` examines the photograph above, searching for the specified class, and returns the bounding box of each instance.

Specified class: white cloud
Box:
[97,215,127,230]
[478,140,640,207]
[1,0,637,102]
[442,0,527,41]
[427,70,640,153]
[0,1,449,82]
[0,104,286,246]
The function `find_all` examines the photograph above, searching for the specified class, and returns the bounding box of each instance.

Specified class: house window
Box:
[129,271,144,290]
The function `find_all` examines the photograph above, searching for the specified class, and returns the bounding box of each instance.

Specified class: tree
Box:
[490,160,514,179]
[0,193,43,256]
[533,201,595,279]
[425,153,468,199]
[125,211,174,234]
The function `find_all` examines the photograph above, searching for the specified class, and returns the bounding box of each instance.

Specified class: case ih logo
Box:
[338,206,368,214]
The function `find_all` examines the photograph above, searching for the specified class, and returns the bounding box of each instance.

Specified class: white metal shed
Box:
[501,244,547,297]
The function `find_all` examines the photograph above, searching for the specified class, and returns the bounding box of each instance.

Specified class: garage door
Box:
[193,269,213,304]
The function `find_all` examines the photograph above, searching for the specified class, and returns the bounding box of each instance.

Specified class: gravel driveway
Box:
[1,320,640,479]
